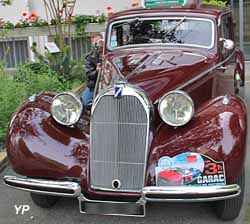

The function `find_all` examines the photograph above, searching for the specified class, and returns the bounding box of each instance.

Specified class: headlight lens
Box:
[158,91,194,127]
[51,93,83,126]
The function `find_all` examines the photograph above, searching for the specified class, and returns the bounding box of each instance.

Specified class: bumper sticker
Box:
[156,153,226,187]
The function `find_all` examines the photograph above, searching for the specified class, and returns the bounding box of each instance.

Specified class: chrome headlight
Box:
[51,92,83,126]
[158,90,194,127]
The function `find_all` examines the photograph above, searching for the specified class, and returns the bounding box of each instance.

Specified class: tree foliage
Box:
[0,0,12,6]
[202,0,227,7]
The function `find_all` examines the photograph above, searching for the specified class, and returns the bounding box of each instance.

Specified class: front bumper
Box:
[4,175,241,217]
[4,176,81,197]
[142,185,241,202]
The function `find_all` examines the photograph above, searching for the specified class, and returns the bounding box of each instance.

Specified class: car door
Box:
[214,13,237,97]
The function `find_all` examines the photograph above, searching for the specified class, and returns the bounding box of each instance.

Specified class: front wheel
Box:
[215,171,245,221]
[30,193,60,208]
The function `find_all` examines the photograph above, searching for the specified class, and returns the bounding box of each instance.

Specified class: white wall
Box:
[0,0,137,23]
[0,1,28,23]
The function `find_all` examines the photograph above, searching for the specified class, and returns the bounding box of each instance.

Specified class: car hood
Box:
[103,48,216,103]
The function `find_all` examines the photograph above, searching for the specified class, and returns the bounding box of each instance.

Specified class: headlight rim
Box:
[51,92,83,126]
[158,90,195,127]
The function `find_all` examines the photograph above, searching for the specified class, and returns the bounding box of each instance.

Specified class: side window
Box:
[221,15,231,39]
[221,14,234,58]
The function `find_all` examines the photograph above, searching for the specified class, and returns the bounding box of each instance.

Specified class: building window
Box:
[65,37,92,60]
[0,38,29,68]
[231,0,250,60]
[243,0,250,60]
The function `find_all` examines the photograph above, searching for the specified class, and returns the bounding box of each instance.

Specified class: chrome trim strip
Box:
[3,176,81,197]
[218,11,231,27]
[107,17,215,51]
[142,184,241,202]
[111,12,217,22]
[93,160,144,165]
[90,83,153,192]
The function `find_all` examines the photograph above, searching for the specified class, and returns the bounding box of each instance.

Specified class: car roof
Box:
[108,4,231,22]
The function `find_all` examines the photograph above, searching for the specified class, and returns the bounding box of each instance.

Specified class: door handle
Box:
[216,66,228,71]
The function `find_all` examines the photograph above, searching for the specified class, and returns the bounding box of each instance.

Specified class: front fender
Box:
[7,93,89,180]
[146,96,247,186]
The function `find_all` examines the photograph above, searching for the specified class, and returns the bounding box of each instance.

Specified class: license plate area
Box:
[79,196,145,217]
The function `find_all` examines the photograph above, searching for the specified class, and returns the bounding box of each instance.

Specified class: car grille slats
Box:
[90,92,150,192]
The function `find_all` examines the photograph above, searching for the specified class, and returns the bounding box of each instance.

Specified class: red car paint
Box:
[6,4,247,200]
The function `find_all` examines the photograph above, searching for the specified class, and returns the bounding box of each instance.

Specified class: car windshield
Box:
[108,17,214,49]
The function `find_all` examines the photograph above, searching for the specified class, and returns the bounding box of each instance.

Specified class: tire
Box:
[30,193,60,208]
[215,171,245,221]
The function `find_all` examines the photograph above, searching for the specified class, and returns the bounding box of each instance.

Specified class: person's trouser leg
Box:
[81,87,94,109]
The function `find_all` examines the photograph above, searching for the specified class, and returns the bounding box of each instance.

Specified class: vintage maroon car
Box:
[4,0,247,221]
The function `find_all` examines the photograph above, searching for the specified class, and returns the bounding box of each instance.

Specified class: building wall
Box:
[0,0,137,23]
[0,1,27,23]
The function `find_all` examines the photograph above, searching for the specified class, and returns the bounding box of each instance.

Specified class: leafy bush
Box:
[203,0,227,7]
[0,75,27,143]
[15,63,83,95]
[0,21,15,29]
[0,62,83,144]
[19,62,52,74]
[72,14,106,38]
[31,43,86,82]
[14,65,65,95]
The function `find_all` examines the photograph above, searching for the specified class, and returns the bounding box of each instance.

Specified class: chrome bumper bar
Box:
[3,176,81,197]
[78,184,241,217]
[142,185,241,202]
[3,175,241,217]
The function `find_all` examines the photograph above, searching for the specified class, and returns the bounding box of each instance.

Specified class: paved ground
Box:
[0,75,250,224]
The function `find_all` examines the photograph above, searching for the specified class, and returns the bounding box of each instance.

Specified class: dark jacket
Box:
[85,49,102,90]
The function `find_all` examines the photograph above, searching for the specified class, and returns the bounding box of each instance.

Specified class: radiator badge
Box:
[114,84,124,98]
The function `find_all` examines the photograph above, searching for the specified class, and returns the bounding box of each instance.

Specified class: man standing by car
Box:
[81,33,103,109]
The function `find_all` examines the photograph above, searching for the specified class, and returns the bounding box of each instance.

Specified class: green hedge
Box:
[202,0,227,7]
[0,63,83,144]
[0,75,27,143]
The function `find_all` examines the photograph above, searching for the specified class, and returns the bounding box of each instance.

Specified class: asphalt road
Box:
[0,84,250,224]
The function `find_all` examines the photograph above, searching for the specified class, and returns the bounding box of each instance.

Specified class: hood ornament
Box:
[114,82,125,98]
[114,81,126,98]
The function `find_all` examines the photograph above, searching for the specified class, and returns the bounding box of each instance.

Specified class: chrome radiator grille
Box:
[90,86,150,192]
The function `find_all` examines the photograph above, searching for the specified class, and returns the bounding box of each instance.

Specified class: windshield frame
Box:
[107,16,215,51]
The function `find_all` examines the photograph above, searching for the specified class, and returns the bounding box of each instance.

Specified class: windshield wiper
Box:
[163,17,186,41]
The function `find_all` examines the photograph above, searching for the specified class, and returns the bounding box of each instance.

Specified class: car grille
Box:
[90,87,150,192]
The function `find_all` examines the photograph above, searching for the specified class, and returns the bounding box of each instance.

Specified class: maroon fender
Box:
[146,95,247,186]
[7,93,89,180]
[235,49,245,86]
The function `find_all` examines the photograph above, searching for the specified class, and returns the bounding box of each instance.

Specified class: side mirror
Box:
[219,38,235,51]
